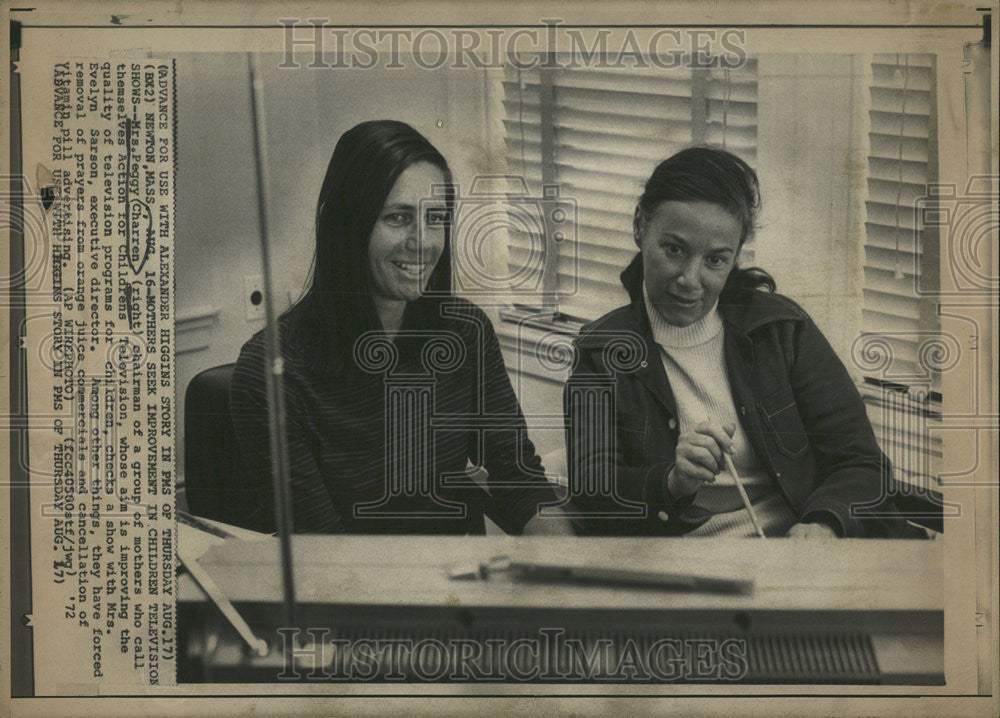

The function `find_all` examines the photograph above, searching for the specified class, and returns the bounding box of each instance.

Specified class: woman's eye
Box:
[707,255,728,268]
[383,212,410,226]
[662,243,683,256]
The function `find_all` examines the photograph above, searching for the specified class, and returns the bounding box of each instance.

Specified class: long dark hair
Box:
[284,120,454,377]
[625,146,775,302]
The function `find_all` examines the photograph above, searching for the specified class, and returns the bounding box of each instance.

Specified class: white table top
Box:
[178,535,942,613]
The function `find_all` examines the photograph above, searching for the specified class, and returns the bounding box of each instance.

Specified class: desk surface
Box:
[178,536,941,613]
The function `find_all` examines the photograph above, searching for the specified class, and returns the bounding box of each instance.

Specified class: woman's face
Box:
[367,162,448,304]
[637,200,742,327]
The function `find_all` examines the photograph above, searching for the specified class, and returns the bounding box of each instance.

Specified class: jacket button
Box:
[740,406,746,415]
[657,510,669,522]
[668,419,677,430]
[640,360,648,368]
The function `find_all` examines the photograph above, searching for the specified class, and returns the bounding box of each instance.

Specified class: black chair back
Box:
[184,363,260,527]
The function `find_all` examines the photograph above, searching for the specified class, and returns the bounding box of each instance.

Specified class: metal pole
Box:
[246,53,297,642]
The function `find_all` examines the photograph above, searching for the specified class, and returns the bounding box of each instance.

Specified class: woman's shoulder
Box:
[749,289,810,316]
[233,327,265,372]
[430,296,501,339]
[721,288,812,332]
[435,296,491,322]
[232,315,310,381]
[576,302,643,348]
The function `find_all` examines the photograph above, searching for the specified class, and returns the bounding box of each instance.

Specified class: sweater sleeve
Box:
[472,313,562,535]
[229,336,346,534]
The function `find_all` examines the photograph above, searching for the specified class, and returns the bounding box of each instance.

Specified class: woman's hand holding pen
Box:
[667,421,736,498]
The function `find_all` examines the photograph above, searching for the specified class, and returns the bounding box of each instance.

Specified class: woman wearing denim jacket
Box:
[564,147,912,538]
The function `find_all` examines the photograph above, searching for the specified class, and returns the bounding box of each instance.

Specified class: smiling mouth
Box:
[666,292,701,307]
[391,260,431,276]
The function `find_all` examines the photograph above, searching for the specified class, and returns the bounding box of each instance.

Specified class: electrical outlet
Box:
[245,275,265,320]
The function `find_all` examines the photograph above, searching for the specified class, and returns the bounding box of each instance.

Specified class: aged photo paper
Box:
[2,1,997,716]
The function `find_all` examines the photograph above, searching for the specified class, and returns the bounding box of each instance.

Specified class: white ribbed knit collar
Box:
[643,285,723,348]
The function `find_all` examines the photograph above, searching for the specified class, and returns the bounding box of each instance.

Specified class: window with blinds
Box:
[500,57,759,324]
[860,53,943,496]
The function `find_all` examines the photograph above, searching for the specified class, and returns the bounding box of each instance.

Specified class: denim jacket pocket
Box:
[757,387,809,458]
[617,411,649,464]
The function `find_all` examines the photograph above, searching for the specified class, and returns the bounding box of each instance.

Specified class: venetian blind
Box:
[860,53,942,493]
[501,58,759,323]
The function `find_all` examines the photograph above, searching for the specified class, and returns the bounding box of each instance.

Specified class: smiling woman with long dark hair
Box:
[230,120,570,535]
[565,146,914,539]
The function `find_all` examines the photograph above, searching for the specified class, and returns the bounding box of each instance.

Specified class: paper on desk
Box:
[178,515,272,562]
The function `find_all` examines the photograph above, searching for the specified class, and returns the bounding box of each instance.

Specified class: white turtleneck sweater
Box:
[644,288,797,537]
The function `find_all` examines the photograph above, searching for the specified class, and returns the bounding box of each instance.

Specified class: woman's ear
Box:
[632,206,643,249]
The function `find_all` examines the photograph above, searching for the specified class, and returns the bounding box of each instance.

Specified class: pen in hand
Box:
[700,417,765,539]
[722,451,766,539]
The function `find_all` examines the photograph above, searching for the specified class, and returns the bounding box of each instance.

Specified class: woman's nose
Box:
[676,260,701,288]
[404,226,420,250]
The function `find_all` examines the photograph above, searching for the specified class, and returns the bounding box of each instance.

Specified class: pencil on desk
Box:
[723,452,766,539]
[507,562,753,595]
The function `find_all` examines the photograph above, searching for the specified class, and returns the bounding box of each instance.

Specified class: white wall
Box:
[755,54,869,368]
[174,54,490,488]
